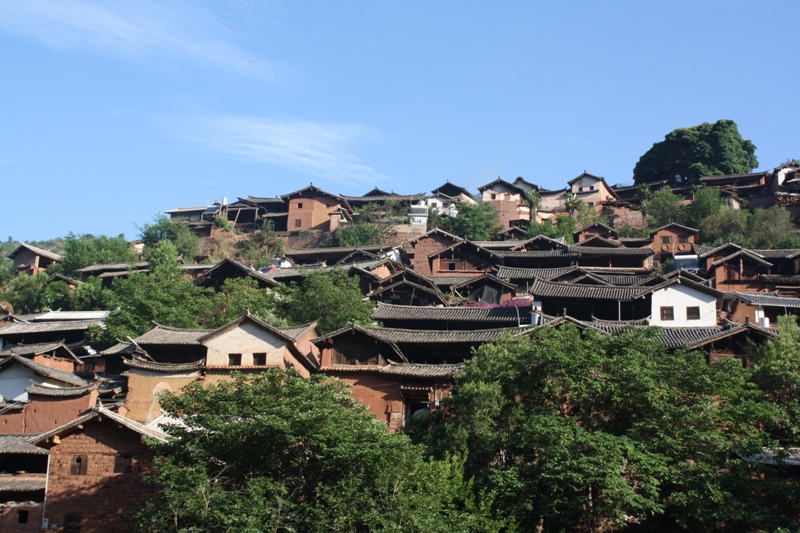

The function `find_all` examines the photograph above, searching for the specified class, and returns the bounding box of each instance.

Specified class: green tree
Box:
[642,187,683,228]
[207,278,287,328]
[56,233,138,278]
[748,206,800,249]
[443,202,502,241]
[528,215,576,243]
[280,268,374,334]
[329,221,385,247]
[5,272,49,314]
[138,214,200,261]
[426,326,785,532]
[132,371,502,533]
[684,187,725,229]
[633,119,758,186]
[699,207,751,246]
[93,241,211,348]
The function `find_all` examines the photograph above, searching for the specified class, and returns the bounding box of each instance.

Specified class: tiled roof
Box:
[529,279,646,300]
[8,243,62,262]
[469,240,524,250]
[649,223,700,234]
[314,324,535,345]
[31,406,168,445]
[34,310,111,322]
[568,245,655,256]
[584,321,775,349]
[709,250,774,269]
[124,357,205,373]
[276,321,320,341]
[340,194,425,202]
[0,341,68,357]
[738,447,800,467]
[76,261,149,273]
[751,249,800,259]
[319,362,464,378]
[99,342,137,356]
[494,266,578,280]
[0,319,104,336]
[0,475,47,493]
[699,171,769,182]
[372,303,531,324]
[593,274,656,286]
[759,274,800,284]
[367,280,446,301]
[134,325,213,345]
[1,354,88,387]
[0,435,48,454]
[494,250,579,259]
[26,382,97,397]
[428,275,484,287]
[284,244,401,257]
[732,291,800,309]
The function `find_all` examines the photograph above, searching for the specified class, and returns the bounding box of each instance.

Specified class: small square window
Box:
[448,262,456,271]
[70,455,88,476]
[491,194,496,200]
[228,354,242,366]
[660,307,674,321]
[114,454,132,474]
[661,236,672,244]
[18,510,28,524]
[297,202,303,209]
[253,353,266,366]
[589,186,595,191]
[678,235,689,243]
[687,306,701,320]
[294,219,302,228]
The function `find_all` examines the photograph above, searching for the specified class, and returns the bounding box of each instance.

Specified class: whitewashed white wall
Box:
[649,284,717,327]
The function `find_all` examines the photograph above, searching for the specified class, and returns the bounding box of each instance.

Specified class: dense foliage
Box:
[433,202,502,241]
[133,371,502,533]
[280,267,374,334]
[138,214,200,261]
[420,325,799,532]
[55,233,139,278]
[633,120,758,186]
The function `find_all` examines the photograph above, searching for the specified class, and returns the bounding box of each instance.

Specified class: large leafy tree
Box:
[132,370,502,533]
[425,325,792,532]
[280,268,373,334]
[642,187,683,228]
[207,277,286,328]
[138,214,200,261]
[93,241,211,348]
[633,120,758,186]
[442,202,502,241]
[56,233,139,278]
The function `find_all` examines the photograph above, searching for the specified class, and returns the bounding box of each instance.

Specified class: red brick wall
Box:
[410,234,458,276]
[0,502,43,533]
[287,198,337,231]
[30,356,74,372]
[44,422,156,533]
[650,228,699,263]
[0,394,97,436]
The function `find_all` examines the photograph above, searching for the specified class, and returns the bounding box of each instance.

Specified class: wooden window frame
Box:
[253,353,267,366]
[113,454,133,474]
[661,236,672,244]
[228,353,242,366]
[70,455,88,476]
[686,306,701,320]
[660,306,674,321]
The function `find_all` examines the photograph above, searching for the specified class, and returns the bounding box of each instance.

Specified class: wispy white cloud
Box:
[173,115,385,184]
[0,0,282,81]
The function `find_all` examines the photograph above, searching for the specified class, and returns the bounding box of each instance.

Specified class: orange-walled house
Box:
[649,223,700,265]
[568,172,619,212]
[477,178,532,229]
[282,184,352,232]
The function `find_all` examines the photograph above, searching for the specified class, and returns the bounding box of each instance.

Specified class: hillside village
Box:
[2,161,800,531]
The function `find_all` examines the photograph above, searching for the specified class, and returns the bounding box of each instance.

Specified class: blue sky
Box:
[1,1,798,241]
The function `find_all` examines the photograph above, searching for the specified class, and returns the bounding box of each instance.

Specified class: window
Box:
[64,514,81,533]
[678,235,689,243]
[297,202,303,209]
[228,353,242,366]
[589,185,595,191]
[114,454,132,474]
[70,455,87,475]
[490,193,496,200]
[578,186,584,192]
[253,353,266,366]
[686,306,701,320]
[448,262,456,271]
[294,219,302,228]
[660,307,674,321]
[18,510,28,524]
[661,236,672,244]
